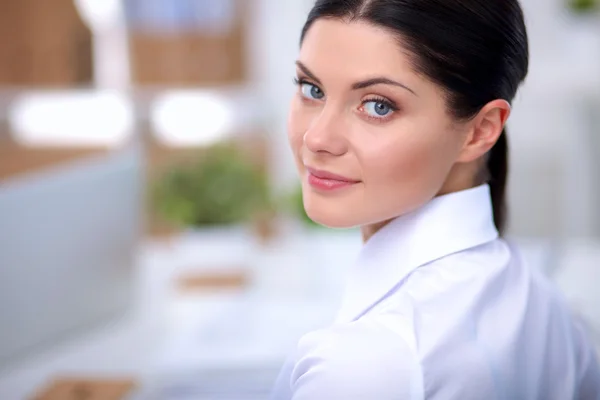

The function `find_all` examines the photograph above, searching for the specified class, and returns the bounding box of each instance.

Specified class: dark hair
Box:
[300,0,529,235]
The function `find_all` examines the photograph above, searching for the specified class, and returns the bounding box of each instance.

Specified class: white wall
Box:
[508,0,600,237]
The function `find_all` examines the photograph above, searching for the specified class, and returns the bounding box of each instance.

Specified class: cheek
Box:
[359,129,456,208]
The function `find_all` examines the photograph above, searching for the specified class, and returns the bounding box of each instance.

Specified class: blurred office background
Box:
[0,0,599,398]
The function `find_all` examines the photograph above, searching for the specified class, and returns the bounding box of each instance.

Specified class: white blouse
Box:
[270,185,600,399]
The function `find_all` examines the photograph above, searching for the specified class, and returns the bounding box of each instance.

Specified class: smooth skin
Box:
[288,19,511,242]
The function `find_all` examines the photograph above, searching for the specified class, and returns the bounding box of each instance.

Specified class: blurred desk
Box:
[0,261,245,399]
[0,228,353,399]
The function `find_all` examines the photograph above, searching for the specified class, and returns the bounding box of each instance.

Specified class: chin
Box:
[304,204,360,229]
[301,183,367,228]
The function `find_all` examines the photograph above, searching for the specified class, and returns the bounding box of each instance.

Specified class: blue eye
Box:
[301,82,325,100]
[363,100,394,117]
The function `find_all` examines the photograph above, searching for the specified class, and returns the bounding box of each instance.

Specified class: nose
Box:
[303,106,347,156]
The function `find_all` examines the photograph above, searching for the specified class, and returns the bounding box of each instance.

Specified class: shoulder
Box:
[289,318,423,399]
[404,239,513,300]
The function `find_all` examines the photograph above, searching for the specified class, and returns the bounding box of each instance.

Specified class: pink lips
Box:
[305,166,360,191]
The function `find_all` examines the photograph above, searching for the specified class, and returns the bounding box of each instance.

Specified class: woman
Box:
[271,0,600,399]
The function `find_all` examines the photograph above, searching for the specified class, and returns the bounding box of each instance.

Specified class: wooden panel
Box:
[0,0,93,86]
[0,132,108,181]
[128,2,247,86]
[177,270,248,292]
[30,377,136,400]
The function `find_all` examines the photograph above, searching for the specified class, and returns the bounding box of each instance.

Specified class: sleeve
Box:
[289,318,423,400]
[572,315,600,399]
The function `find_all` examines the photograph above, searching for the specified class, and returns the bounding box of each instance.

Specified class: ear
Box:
[457,99,511,163]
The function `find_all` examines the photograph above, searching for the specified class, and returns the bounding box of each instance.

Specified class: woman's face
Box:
[288,19,470,228]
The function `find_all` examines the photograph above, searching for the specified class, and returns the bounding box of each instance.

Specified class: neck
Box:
[361,168,482,243]
[361,220,392,243]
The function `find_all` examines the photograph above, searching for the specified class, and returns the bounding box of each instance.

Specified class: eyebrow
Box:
[295,60,417,96]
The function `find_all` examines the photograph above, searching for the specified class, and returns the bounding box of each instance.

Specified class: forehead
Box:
[299,19,417,83]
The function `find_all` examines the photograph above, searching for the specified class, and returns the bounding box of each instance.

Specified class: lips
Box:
[305,166,360,191]
[305,167,359,183]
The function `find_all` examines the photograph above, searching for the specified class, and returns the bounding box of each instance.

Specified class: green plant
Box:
[152,142,272,227]
[568,0,599,13]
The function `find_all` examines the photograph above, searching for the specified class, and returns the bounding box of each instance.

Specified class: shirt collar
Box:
[335,184,499,323]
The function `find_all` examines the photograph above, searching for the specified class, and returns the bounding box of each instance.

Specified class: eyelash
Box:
[293,77,314,92]
[292,76,400,122]
[293,77,324,104]
[360,96,399,122]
